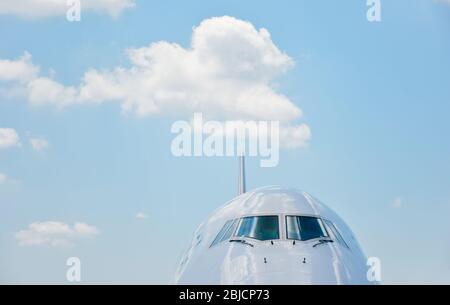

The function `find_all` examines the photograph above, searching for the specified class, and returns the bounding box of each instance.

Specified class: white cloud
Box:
[135,212,148,220]
[30,137,49,151]
[0,173,7,184]
[73,222,99,235]
[15,221,99,248]
[279,124,311,149]
[392,197,402,209]
[0,52,38,83]
[0,0,135,19]
[0,128,20,149]
[0,16,311,147]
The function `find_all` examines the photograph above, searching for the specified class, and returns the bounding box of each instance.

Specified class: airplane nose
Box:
[220,242,350,285]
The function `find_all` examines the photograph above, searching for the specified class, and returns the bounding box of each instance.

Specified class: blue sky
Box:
[0,0,450,284]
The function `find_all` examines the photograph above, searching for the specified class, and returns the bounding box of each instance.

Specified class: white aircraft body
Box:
[175,159,372,284]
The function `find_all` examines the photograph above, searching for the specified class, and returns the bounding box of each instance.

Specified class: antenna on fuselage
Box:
[238,155,246,195]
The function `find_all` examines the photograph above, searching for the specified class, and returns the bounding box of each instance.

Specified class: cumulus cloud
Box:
[279,124,312,149]
[0,128,20,149]
[135,212,148,220]
[0,52,38,82]
[0,0,135,19]
[15,221,99,247]
[30,137,49,151]
[0,16,311,147]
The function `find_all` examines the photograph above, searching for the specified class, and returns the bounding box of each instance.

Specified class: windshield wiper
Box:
[312,239,334,248]
[229,238,254,247]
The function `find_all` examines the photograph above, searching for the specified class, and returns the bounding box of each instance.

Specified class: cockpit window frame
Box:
[322,219,350,250]
[210,214,283,248]
[285,215,330,242]
[234,215,281,242]
[284,214,351,250]
[209,218,240,248]
[209,214,352,250]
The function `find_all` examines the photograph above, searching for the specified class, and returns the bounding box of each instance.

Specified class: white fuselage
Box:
[175,186,372,285]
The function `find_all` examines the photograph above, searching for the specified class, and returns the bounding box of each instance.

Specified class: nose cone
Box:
[220,241,351,285]
[175,186,371,285]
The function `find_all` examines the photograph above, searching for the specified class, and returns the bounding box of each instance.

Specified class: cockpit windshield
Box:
[236,215,279,241]
[210,219,240,247]
[286,216,328,241]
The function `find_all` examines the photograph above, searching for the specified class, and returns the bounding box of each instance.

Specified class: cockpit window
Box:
[235,216,279,241]
[210,219,239,247]
[286,216,328,241]
[323,219,350,249]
